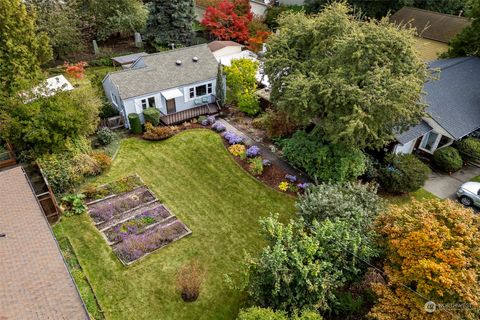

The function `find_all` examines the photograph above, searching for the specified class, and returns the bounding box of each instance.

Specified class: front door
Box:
[166,99,176,114]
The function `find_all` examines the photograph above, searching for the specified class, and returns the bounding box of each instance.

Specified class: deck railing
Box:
[160,102,220,125]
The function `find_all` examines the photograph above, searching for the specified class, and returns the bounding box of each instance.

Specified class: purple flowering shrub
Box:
[285,174,297,183]
[262,159,272,167]
[104,205,171,242]
[201,119,209,126]
[211,123,226,133]
[223,131,243,145]
[115,221,188,263]
[88,188,155,223]
[246,145,260,157]
[297,182,312,190]
[207,115,216,125]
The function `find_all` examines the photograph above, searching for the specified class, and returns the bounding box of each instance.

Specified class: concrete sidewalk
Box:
[423,165,480,199]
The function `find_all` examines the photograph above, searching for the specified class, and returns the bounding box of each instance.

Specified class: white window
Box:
[188,82,213,100]
[420,131,440,153]
[141,99,148,110]
[111,93,118,106]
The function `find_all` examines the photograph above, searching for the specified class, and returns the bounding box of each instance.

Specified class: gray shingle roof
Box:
[107,44,219,100]
[390,7,470,43]
[111,52,148,65]
[396,57,480,143]
[396,120,432,144]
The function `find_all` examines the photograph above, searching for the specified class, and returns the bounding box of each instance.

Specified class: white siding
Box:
[213,46,243,58]
[394,139,416,154]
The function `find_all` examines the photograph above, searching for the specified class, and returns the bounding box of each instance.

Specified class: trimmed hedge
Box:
[143,108,161,126]
[433,146,463,172]
[128,113,142,134]
[379,154,430,194]
[456,137,480,161]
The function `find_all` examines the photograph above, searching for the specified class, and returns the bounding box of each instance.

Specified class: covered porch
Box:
[160,102,220,125]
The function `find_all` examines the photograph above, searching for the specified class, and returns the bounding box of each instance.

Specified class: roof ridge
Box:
[145,43,210,58]
[400,6,470,21]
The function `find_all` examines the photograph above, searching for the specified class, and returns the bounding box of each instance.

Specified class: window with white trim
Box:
[189,87,195,99]
[141,99,148,110]
[111,93,118,106]
[207,83,213,94]
[188,82,213,100]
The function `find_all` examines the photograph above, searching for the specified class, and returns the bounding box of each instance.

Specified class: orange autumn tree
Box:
[370,199,480,320]
[64,61,87,79]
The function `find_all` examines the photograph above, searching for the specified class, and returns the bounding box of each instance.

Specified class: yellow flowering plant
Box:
[228,144,246,157]
[278,181,289,192]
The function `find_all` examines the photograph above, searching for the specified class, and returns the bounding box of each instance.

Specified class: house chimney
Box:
[176,60,182,66]
[193,56,199,62]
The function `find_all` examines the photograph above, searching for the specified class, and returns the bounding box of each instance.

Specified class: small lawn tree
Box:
[146,0,195,49]
[224,58,259,115]
[265,3,428,149]
[201,0,252,43]
[371,199,480,320]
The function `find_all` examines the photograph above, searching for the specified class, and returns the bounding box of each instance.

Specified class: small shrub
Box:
[224,131,243,145]
[212,122,226,132]
[238,91,260,116]
[253,109,299,138]
[207,115,216,124]
[60,194,87,217]
[198,115,207,123]
[96,127,115,146]
[143,108,161,126]
[99,102,120,119]
[246,145,260,157]
[143,122,179,141]
[262,159,272,167]
[248,157,264,175]
[72,153,101,177]
[201,118,209,126]
[176,260,203,302]
[456,137,480,160]
[379,154,430,194]
[278,181,289,192]
[433,146,463,173]
[128,113,142,134]
[90,151,112,171]
[38,153,80,194]
[285,174,297,183]
[229,144,246,157]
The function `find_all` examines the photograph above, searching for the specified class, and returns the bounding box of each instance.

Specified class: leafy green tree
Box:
[224,58,260,115]
[237,307,322,320]
[447,0,480,57]
[145,0,195,49]
[0,0,52,100]
[76,0,147,41]
[3,86,100,156]
[246,214,378,312]
[25,0,83,59]
[265,3,427,149]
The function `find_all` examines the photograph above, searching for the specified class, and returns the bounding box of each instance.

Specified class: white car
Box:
[457,182,480,207]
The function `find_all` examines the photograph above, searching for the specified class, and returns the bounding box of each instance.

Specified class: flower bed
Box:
[114,220,191,264]
[84,174,144,203]
[88,186,156,224]
[104,204,172,243]
[86,176,191,264]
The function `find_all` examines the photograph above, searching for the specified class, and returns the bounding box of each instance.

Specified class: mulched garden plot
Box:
[88,186,156,224]
[113,220,192,265]
[103,203,173,244]
[86,176,192,265]
[84,174,144,203]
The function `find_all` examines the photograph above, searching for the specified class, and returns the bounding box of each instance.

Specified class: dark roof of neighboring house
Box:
[107,44,218,100]
[396,57,480,143]
[390,7,470,43]
[207,40,243,52]
[111,52,148,65]
[0,166,88,319]
[396,120,432,144]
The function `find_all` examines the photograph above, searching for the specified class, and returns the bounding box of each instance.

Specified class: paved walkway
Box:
[423,165,480,199]
[216,118,311,183]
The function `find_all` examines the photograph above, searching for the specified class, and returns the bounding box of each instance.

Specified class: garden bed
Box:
[84,174,144,203]
[86,176,191,265]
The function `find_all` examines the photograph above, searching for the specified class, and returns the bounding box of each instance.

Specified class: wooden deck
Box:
[160,103,220,125]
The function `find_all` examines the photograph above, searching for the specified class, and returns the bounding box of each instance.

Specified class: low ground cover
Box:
[54,130,295,319]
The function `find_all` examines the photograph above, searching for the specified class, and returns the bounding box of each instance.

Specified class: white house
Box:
[394,57,480,155]
[103,44,224,127]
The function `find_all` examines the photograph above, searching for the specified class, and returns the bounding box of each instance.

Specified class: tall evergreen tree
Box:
[0,0,52,100]
[146,0,195,49]
[216,62,226,107]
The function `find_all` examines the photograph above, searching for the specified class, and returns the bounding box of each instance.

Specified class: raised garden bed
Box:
[84,174,144,203]
[114,220,191,265]
[86,176,191,265]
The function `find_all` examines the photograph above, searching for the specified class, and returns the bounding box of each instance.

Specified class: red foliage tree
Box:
[248,30,270,52]
[201,0,253,44]
[64,61,87,79]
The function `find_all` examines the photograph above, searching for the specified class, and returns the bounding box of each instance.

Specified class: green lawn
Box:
[381,188,438,206]
[54,130,295,320]
[471,175,480,183]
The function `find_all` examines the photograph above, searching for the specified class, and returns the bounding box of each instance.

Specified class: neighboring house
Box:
[0,166,89,319]
[208,40,270,88]
[390,7,471,61]
[394,57,480,155]
[26,75,74,102]
[103,44,224,127]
